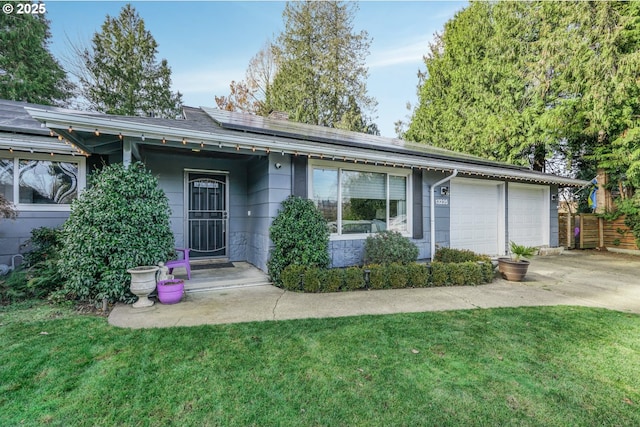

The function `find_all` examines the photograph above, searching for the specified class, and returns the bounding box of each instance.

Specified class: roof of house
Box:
[0,99,51,136]
[0,99,588,187]
[0,100,83,155]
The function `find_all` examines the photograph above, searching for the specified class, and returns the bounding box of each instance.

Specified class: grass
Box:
[1,303,639,426]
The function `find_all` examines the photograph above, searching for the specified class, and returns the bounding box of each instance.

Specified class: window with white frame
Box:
[0,155,84,209]
[311,162,410,236]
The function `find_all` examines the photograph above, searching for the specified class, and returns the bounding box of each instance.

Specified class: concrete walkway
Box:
[108,250,640,329]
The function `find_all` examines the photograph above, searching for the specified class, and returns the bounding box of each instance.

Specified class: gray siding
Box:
[0,211,68,265]
[246,157,270,270]
[246,153,292,271]
[329,238,366,267]
[550,184,559,247]
[423,171,451,258]
[292,156,308,197]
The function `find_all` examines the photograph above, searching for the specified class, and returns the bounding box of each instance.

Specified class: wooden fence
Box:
[559,213,639,251]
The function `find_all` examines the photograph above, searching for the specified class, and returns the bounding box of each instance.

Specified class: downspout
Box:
[430,169,458,260]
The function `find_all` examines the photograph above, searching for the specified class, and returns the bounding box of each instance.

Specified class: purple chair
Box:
[165,248,191,280]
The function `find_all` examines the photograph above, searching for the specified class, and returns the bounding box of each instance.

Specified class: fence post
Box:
[598,216,604,248]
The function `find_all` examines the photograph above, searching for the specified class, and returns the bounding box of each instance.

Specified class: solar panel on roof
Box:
[203,106,388,145]
[201,107,526,171]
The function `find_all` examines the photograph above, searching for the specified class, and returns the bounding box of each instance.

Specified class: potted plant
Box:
[157,278,185,304]
[498,241,536,282]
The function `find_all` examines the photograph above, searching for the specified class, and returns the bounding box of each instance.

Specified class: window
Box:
[0,155,84,209]
[0,159,12,202]
[311,162,410,236]
[312,168,338,231]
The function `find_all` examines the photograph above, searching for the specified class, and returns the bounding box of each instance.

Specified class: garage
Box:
[507,183,549,248]
[450,178,504,256]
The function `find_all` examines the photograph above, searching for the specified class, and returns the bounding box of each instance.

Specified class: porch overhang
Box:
[0,132,85,156]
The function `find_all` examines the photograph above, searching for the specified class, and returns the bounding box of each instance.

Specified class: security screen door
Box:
[187,172,228,258]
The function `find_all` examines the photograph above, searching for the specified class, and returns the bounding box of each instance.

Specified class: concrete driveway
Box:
[108,250,640,329]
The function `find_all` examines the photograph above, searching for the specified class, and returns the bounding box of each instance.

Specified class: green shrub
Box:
[302,267,323,293]
[448,263,466,286]
[24,227,62,266]
[429,261,489,287]
[363,230,418,265]
[479,261,495,283]
[367,264,387,289]
[58,162,174,303]
[616,195,640,248]
[277,261,490,293]
[281,264,306,291]
[433,247,494,285]
[344,266,365,291]
[387,263,408,289]
[0,261,63,305]
[268,196,330,287]
[430,262,449,287]
[26,227,65,300]
[324,268,344,292]
[406,263,430,288]
[434,247,481,263]
[464,262,484,286]
[0,227,65,305]
[0,269,28,304]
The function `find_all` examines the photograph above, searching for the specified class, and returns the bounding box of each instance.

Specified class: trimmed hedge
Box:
[435,247,494,284]
[435,247,483,263]
[281,258,494,293]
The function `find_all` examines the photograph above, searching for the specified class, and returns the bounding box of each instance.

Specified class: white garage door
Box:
[508,184,549,248]
[450,179,504,256]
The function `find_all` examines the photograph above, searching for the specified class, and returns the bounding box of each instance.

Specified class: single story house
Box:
[0,99,587,269]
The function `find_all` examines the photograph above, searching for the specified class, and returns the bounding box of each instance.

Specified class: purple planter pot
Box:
[157,279,185,304]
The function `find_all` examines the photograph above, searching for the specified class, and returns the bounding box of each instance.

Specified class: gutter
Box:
[430,169,458,260]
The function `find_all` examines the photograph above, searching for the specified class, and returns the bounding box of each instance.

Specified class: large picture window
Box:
[311,163,409,236]
[1,155,84,209]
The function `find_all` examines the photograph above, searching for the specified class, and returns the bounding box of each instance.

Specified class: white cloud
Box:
[368,36,432,69]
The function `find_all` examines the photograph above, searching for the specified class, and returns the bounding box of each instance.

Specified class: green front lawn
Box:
[1,303,638,426]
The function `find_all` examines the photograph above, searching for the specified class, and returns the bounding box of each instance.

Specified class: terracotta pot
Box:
[497,258,530,282]
[128,265,159,308]
[157,279,185,304]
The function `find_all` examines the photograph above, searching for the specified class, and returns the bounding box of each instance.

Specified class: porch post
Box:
[123,137,132,168]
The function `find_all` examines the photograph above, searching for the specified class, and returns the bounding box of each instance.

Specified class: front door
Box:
[186,172,228,258]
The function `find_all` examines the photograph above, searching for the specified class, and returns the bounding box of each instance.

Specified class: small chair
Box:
[165,248,191,280]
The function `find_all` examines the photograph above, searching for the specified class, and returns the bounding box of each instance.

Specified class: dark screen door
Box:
[187,173,227,258]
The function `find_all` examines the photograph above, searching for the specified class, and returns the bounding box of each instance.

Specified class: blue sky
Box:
[44,1,467,137]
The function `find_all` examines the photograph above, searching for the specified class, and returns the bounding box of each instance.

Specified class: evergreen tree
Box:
[78,4,182,118]
[404,1,640,181]
[269,1,377,133]
[0,2,72,105]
